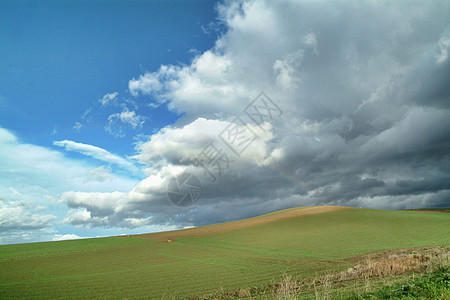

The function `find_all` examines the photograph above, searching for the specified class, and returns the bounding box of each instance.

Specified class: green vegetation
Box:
[196,245,450,299]
[404,208,450,213]
[0,207,449,299]
[354,269,450,299]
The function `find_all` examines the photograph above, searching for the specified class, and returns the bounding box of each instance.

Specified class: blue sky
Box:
[1,0,217,157]
[1,0,219,243]
[1,0,449,244]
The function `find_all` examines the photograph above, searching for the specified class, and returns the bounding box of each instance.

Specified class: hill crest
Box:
[139,205,353,242]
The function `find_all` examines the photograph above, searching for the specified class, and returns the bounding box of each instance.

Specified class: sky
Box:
[1,0,449,245]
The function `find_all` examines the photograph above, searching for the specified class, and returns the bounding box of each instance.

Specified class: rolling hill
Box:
[1,206,449,299]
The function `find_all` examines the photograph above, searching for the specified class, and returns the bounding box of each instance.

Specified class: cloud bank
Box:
[0,127,139,243]
[62,0,450,229]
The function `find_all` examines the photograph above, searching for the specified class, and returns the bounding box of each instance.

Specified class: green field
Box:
[1,207,449,299]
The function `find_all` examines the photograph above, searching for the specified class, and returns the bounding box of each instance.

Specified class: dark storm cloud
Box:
[62,0,450,229]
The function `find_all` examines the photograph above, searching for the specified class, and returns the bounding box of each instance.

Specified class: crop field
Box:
[0,206,449,299]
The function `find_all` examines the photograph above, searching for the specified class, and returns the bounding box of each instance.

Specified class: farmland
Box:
[1,206,449,299]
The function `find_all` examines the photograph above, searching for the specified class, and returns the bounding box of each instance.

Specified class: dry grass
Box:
[306,246,449,299]
[337,253,431,280]
[312,275,332,300]
[308,246,449,293]
[274,274,298,300]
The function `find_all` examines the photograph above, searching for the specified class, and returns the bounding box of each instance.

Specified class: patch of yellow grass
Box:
[337,253,430,280]
[274,274,298,300]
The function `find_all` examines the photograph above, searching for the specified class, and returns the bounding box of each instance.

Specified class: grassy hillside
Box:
[0,206,449,299]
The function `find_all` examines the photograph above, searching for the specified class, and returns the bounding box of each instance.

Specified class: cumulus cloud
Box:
[128,51,250,117]
[129,73,163,97]
[133,117,272,167]
[61,0,450,230]
[63,208,108,227]
[0,200,56,232]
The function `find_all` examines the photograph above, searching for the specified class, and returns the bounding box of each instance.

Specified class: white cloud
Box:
[52,233,86,241]
[81,107,92,122]
[9,187,21,196]
[99,92,119,106]
[133,117,227,165]
[53,140,137,173]
[62,208,109,227]
[110,110,145,129]
[105,109,146,138]
[133,117,273,169]
[59,115,276,228]
[0,200,56,232]
[128,52,250,116]
[0,129,90,194]
[273,49,304,90]
[129,73,163,96]
[73,122,83,131]
[0,127,138,243]
[61,191,133,228]
[85,166,113,183]
[105,123,125,138]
